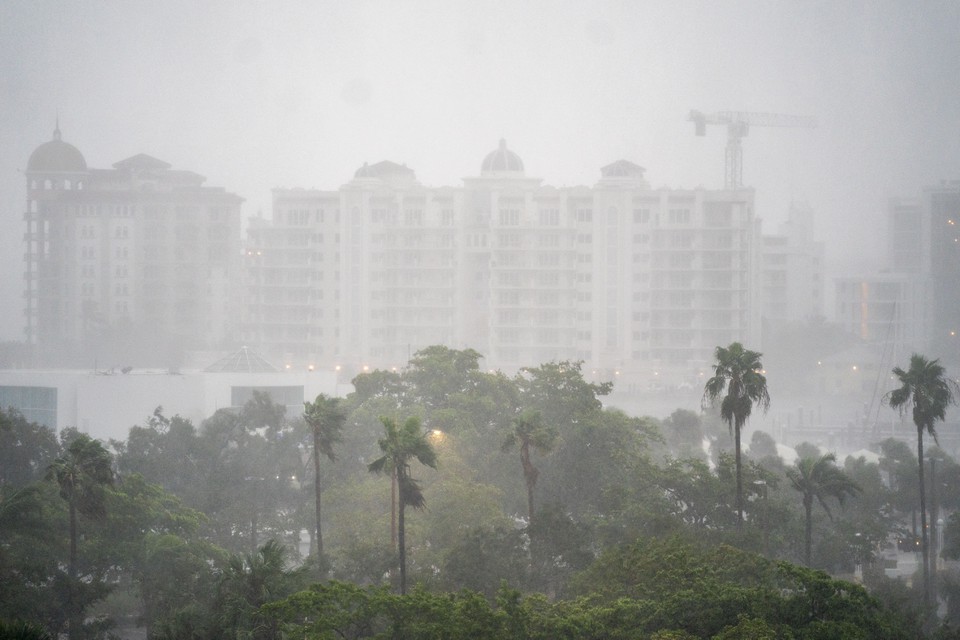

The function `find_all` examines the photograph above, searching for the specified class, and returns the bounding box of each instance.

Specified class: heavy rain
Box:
[1,2,959,637]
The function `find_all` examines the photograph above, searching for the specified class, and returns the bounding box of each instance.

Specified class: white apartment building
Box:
[834,181,960,363]
[243,141,761,388]
[23,124,243,367]
[761,202,824,326]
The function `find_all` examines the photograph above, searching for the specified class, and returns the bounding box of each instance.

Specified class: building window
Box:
[538,234,560,248]
[539,208,560,226]
[498,209,520,226]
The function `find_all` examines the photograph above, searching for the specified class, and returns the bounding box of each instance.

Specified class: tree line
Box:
[1,343,958,638]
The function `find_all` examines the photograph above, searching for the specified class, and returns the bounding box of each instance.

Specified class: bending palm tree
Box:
[218,539,302,638]
[501,409,556,525]
[302,394,345,559]
[786,453,861,566]
[368,416,437,594]
[887,354,959,609]
[46,434,114,640]
[702,342,770,531]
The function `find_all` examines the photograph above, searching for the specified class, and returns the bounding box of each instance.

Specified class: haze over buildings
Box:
[3,1,960,341]
[2,2,959,445]
[21,127,832,390]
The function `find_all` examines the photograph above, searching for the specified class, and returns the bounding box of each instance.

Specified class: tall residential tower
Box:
[23,125,243,367]
[243,141,762,389]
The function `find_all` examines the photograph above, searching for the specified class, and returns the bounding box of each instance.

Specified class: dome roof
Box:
[601,159,645,179]
[481,139,524,175]
[27,125,87,173]
[353,160,415,180]
[204,346,278,373]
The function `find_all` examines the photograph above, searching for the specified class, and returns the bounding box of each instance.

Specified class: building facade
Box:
[834,273,930,350]
[242,141,762,389]
[760,201,824,327]
[23,125,243,367]
[833,180,960,364]
[925,181,960,364]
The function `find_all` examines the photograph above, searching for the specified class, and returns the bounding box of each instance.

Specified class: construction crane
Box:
[688,110,817,189]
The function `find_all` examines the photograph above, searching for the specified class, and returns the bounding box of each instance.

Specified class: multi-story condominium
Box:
[242,189,341,368]
[23,124,242,366]
[243,141,761,388]
[925,181,960,364]
[834,273,929,349]
[834,180,960,363]
[760,202,824,327]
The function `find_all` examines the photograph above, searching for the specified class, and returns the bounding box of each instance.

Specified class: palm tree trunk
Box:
[391,470,397,549]
[735,423,743,532]
[398,501,407,595]
[313,427,324,559]
[803,497,813,566]
[917,429,930,610]
[68,499,78,640]
[526,480,536,527]
[520,441,536,524]
[69,499,77,579]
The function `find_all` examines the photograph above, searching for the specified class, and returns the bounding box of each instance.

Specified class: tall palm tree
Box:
[702,342,770,531]
[501,408,556,524]
[368,416,437,595]
[46,434,114,640]
[302,394,345,560]
[887,354,959,608]
[786,453,861,566]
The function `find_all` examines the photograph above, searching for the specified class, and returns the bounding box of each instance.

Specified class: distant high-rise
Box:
[243,140,762,389]
[834,180,959,364]
[926,181,960,363]
[760,201,824,328]
[23,124,243,366]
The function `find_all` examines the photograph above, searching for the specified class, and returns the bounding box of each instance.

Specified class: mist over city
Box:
[2,2,960,638]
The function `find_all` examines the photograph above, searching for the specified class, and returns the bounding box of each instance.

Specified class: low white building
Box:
[0,348,340,442]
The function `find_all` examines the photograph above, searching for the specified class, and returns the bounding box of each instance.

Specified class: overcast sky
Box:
[2,0,958,341]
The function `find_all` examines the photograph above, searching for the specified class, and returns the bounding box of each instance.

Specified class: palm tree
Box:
[886,354,959,608]
[218,539,304,639]
[786,453,861,566]
[501,408,556,524]
[302,394,345,560]
[368,416,437,594]
[702,342,770,531]
[46,434,114,640]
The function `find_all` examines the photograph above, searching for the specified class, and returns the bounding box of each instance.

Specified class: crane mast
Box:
[689,110,817,189]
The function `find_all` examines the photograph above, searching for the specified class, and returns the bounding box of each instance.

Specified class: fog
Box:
[3,1,959,341]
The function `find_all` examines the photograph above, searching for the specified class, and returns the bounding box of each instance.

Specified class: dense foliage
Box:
[1,345,957,638]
